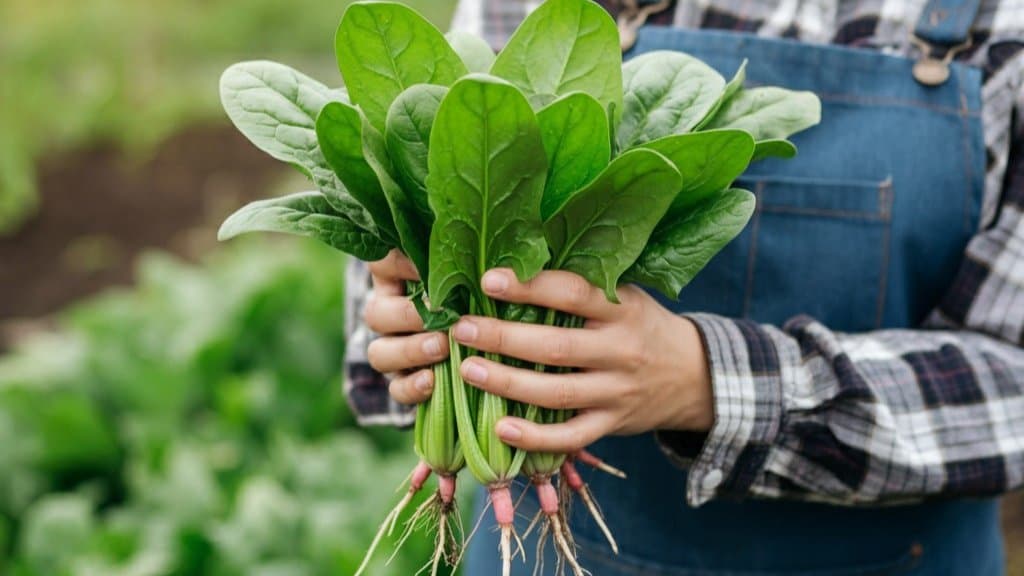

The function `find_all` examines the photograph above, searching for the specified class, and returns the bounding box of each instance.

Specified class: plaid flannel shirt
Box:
[345,0,1024,507]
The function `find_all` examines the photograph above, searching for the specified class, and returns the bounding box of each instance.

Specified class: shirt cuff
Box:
[659,313,786,506]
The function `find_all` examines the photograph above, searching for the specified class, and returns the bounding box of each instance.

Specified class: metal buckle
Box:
[617,0,672,52]
[910,34,973,87]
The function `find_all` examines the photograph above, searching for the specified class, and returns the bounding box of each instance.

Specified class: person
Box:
[345,0,1024,573]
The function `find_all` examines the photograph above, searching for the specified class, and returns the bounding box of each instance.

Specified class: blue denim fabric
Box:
[466,23,1003,576]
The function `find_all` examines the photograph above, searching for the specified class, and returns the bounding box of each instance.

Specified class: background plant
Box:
[0,239,454,575]
[0,0,457,234]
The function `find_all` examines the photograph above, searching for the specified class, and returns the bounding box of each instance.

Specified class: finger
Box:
[388,369,434,405]
[480,269,618,321]
[452,316,612,369]
[369,249,419,296]
[459,357,609,409]
[365,295,424,334]
[493,411,612,453]
[367,332,449,374]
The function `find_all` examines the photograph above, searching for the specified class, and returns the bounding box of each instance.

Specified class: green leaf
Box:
[408,282,462,331]
[218,191,389,261]
[490,0,622,117]
[537,92,610,220]
[617,51,726,148]
[385,85,448,208]
[315,101,400,246]
[544,148,681,302]
[362,117,433,282]
[219,60,377,233]
[640,129,755,220]
[446,30,496,73]
[752,139,798,161]
[335,2,467,130]
[703,86,822,141]
[625,188,756,299]
[695,59,747,131]
[427,74,550,310]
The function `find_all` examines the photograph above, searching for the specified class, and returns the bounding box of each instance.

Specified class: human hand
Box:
[452,268,713,453]
[364,250,450,403]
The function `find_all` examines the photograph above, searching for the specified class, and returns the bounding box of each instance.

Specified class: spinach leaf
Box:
[218,191,389,261]
[544,148,681,302]
[490,0,622,117]
[625,188,756,299]
[617,51,725,148]
[752,139,798,161]
[427,74,550,311]
[640,129,755,221]
[385,85,448,207]
[695,59,747,131]
[362,117,433,283]
[703,86,821,141]
[335,2,466,130]
[315,102,400,246]
[446,30,496,74]
[536,92,610,220]
[220,61,378,234]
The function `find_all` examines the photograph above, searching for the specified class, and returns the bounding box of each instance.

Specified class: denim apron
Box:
[467,0,1002,573]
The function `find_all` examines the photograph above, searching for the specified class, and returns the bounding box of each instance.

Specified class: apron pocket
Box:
[737,175,894,333]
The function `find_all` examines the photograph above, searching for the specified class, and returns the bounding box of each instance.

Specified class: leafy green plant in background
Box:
[0,239,452,575]
[0,0,458,234]
[217,0,820,573]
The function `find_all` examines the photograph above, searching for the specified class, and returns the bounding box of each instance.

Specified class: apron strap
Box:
[618,0,674,52]
[910,0,982,86]
[913,0,981,46]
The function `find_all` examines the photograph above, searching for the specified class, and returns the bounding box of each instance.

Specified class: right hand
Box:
[365,250,448,405]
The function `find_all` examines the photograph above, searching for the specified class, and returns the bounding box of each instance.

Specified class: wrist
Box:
[662,314,714,432]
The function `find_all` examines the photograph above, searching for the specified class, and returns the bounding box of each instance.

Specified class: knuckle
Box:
[404,335,425,362]
[367,340,386,370]
[388,376,411,403]
[401,300,422,329]
[556,379,576,410]
[545,334,573,364]
[488,320,507,351]
[498,368,516,398]
[565,276,591,307]
[567,427,587,452]
[620,343,650,371]
[364,301,383,332]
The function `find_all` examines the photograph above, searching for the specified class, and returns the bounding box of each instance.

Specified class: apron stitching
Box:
[813,92,981,117]
[874,178,894,329]
[759,206,888,221]
[743,182,765,319]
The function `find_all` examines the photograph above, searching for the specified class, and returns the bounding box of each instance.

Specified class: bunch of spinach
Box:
[217,0,820,573]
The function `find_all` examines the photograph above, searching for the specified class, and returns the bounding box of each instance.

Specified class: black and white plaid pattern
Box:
[345,0,1024,507]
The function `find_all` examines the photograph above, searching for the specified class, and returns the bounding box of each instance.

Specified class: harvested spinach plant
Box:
[217,0,821,573]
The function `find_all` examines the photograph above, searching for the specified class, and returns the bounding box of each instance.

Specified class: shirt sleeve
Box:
[343,259,415,427]
[659,104,1024,507]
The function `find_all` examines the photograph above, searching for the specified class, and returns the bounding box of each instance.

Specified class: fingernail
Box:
[482,271,509,294]
[496,420,523,441]
[415,371,433,393]
[422,336,441,357]
[462,360,488,383]
[453,320,478,343]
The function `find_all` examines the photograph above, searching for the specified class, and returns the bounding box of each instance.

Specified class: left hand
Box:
[452,268,714,454]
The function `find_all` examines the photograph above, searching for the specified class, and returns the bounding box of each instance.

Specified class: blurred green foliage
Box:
[0,0,459,233]
[0,238,450,575]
